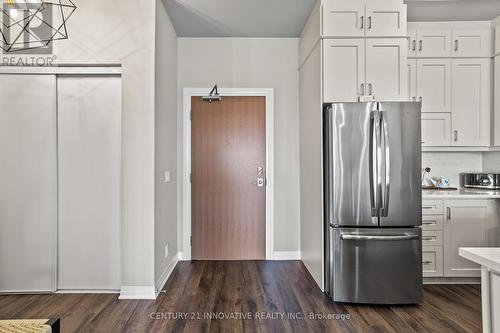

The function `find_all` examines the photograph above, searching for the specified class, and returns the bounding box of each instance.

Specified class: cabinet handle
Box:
[422,221,435,225]
[419,40,423,51]
[360,16,364,29]
[368,16,372,29]
[447,207,451,220]
[422,261,433,265]
[422,206,434,209]
[419,96,423,103]
[412,40,416,52]
[453,130,458,142]
[412,96,416,101]
[454,39,459,52]
[360,83,365,96]
[368,83,373,96]
[422,237,435,241]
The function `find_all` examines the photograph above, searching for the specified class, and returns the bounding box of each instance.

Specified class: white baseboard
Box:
[57,289,119,294]
[273,251,301,260]
[119,286,156,300]
[155,253,179,296]
[178,252,189,261]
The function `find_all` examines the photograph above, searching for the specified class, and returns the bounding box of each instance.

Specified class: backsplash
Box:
[482,152,500,172]
[422,152,483,187]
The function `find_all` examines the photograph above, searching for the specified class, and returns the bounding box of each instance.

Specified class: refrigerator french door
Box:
[324,102,422,304]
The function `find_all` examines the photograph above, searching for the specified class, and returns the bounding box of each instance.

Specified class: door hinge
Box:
[190,236,192,247]
[189,173,192,183]
[190,110,192,120]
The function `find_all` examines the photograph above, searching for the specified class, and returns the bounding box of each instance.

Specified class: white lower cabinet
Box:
[422,199,496,278]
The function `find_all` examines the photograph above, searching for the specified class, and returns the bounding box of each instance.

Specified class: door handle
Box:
[360,83,365,96]
[252,178,265,187]
[380,111,390,217]
[369,111,381,217]
[340,233,419,241]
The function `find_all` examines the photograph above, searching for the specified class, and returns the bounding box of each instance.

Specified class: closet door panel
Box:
[0,74,56,292]
[57,75,121,290]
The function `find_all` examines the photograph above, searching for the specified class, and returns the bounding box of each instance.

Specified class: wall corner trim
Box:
[119,286,156,300]
[154,253,179,296]
[273,251,302,260]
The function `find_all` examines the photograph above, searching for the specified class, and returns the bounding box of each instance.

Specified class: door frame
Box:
[182,88,275,260]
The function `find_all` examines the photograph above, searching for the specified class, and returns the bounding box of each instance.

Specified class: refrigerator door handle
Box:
[340,232,419,241]
[369,111,381,217]
[380,111,390,217]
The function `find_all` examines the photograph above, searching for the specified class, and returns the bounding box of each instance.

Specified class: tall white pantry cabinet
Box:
[0,67,121,293]
[298,0,409,289]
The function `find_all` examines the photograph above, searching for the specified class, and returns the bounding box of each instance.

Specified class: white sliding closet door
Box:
[0,75,57,292]
[57,75,121,290]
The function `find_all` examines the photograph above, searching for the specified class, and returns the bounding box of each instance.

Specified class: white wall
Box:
[177,38,301,255]
[422,152,483,186]
[51,0,156,288]
[154,0,178,289]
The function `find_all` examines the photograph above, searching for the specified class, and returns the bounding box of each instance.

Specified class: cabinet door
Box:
[416,59,452,113]
[444,200,492,277]
[322,0,365,37]
[495,56,500,146]
[57,75,121,290]
[417,30,452,58]
[407,58,417,101]
[452,29,491,58]
[421,113,451,146]
[451,59,490,147]
[366,38,408,101]
[422,246,443,277]
[323,39,365,102]
[408,29,417,57]
[496,26,500,55]
[365,2,407,37]
[0,75,56,293]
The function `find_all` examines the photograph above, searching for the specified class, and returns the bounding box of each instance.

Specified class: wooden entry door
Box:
[191,96,266,260]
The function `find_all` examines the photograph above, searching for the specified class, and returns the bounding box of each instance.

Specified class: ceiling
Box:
[163,0,500,38]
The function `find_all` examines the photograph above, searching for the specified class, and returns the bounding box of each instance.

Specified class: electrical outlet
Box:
[164,171,171,183]
[165,244,169,259]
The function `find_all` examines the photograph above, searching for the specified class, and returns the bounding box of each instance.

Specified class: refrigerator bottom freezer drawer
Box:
[328,227,422,305]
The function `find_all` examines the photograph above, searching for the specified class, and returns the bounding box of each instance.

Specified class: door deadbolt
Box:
[257,178,265,187]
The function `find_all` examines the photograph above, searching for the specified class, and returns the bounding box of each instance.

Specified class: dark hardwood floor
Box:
[0,261,482,333]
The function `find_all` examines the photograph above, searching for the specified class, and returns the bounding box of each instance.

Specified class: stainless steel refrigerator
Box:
[324,102,422,304]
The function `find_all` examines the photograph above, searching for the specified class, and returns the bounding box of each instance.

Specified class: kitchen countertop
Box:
[459,248,500,273]
[422,188,500,199]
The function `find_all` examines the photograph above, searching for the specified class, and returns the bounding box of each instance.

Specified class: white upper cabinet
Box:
[451,59,490,147]
[416,59,452,113]
[322,0,364,37]
[452,29,491,58]
[495,26,500,55]
[365,2,407,37]
[408,29,417,57]
[407,58,416,100]
[416,30,452,57]
[323,39,365,102]
[366,38,408,101]
[421,113,451,146]
[495,56,500,146]
[322,0,406,37]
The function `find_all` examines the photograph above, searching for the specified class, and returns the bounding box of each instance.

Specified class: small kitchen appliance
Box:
[461,173,500,190]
